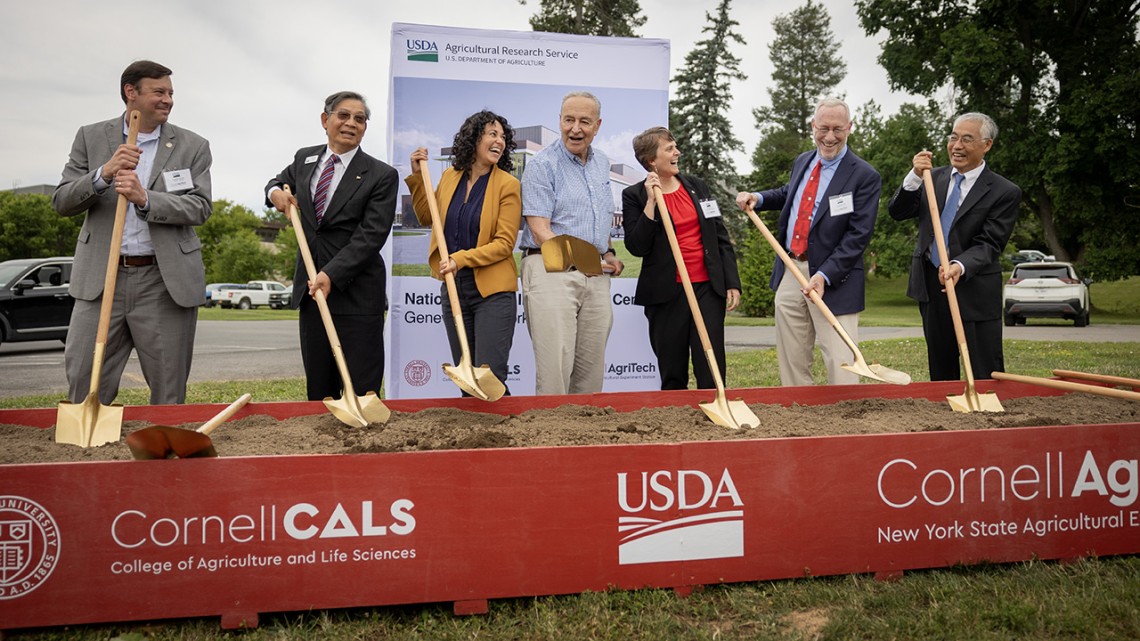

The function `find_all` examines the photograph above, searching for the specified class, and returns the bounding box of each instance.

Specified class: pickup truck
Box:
[215,281,292,310]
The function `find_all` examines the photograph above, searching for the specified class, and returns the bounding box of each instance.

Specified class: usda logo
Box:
[407,39,439,62]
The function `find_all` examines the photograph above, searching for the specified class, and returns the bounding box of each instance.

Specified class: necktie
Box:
[932,172,965,267]
[790,160,822,256]
[313,154,339,224]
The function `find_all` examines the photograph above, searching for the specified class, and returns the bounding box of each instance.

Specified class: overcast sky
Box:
[3,0,921,212]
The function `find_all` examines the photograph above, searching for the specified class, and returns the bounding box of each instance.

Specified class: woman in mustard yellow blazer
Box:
[406,110,522,394]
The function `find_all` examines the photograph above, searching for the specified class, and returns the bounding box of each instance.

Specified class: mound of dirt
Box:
[1,393,1134,464]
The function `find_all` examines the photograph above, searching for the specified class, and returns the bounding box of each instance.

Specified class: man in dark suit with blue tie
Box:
[266,92,397,400]
[887,112,1021,381]
[737,97,881,386]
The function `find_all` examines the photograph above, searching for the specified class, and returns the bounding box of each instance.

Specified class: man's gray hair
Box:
[955,112,998,141]
[324,91,371,120]
[561,90,601,116]
[814,96,851,122]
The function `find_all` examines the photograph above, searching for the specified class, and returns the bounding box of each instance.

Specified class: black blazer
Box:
[622,174,741,306]
[266,145,397,315]
[887,165,1021,321]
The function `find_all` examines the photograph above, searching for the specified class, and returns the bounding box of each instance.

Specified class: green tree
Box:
[753,0,847,138]
[198,200,277,283]
[0,192,82,261]
[272,223,299,284]
[849,100,943,278]
[856,0,1140,280]
[523,0,645,36]
[669,0,747,240]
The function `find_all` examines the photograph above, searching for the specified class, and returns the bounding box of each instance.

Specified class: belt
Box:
[119,255,156,267]
[521,247,541,257]
[788,251,808,262]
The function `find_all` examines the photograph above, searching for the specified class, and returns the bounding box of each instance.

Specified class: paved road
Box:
[2,320,1136,398]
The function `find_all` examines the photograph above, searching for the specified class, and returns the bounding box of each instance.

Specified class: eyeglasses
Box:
[947,134,989,145]
[329,110,368,125]
[814,126,849,136]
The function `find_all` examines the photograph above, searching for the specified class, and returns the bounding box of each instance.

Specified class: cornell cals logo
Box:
[0,496,61,600]
[406,39,439,62]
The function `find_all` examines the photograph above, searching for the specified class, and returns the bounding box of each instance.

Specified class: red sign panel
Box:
[1,419,1137,630]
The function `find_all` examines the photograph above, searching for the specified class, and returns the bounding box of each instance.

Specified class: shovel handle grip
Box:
[416,160,474,356]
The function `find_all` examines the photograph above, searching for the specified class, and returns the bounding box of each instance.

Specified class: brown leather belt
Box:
[788,251,808,262]
[119,255,156,267]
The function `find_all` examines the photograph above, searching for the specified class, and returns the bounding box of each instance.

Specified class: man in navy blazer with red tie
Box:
[888,112,1020,382]
[737,97,881,386]
[266,91,397,401]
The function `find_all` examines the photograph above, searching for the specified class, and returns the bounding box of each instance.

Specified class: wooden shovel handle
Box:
[416,160,473,358]
[920,169,979,388]
[198,394,252,435]
[88,110,141,396]
[992,371,1140,401]
[1052,369,1140,389]
[742,208,860,355]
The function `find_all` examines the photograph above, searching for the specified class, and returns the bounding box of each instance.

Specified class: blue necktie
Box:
[932,173,965,267]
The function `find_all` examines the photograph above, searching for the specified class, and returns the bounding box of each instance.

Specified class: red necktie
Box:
[790,160,821,257]
[313,154,338,224]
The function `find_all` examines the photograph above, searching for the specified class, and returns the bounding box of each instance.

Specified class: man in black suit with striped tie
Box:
[266,91,398,400]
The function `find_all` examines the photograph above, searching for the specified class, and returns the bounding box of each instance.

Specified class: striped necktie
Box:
[313,154,339,224]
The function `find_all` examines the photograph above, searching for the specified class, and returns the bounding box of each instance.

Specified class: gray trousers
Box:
[440,270,516,396]
[64,264,197,405]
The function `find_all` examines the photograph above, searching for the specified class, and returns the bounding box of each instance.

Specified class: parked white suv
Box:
[215,280,292,310]
[1003,261,1091,327]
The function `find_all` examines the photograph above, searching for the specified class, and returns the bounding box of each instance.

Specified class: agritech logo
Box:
[406,39,439,62]
[616,468,744,565]
[0,496,60,600]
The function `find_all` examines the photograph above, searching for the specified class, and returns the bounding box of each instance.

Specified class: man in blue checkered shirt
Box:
[518,91,624,395]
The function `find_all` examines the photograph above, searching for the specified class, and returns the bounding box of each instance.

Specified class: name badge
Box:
[829,192,855,216]
[162,169,194,192]
[699,199,722,218]
[305,154,320,164]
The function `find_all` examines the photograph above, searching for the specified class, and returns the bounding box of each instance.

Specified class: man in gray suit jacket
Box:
[52,60,212,405]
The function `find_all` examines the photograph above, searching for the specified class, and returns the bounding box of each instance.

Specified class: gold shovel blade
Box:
[698,396,759,430]
[323,391,391,427]
[841,362,913,385]
[443,362,506,402]
[947,389,1004,413]
[55,395,123,447]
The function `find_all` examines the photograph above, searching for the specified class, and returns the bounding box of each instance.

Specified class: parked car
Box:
[214,280,292,310]
[1003,261,1091,327]
[204,283,242,308]
[0,256,74,347]
[1009,249,1055,265]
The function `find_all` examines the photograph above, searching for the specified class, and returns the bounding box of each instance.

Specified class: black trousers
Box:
[643,281,727,390]
[299,297,385,400]
[918,261,1004,382]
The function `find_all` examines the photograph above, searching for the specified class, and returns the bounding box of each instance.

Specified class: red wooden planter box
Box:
[1,380,1137,631]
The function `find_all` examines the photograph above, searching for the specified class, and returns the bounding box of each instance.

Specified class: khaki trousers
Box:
[521,255,612,395]
[774,259,859,386]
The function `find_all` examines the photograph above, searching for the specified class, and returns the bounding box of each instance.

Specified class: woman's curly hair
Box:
[450,110,516,174]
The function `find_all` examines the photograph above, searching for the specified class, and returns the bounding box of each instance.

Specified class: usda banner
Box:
[386,23,670,399]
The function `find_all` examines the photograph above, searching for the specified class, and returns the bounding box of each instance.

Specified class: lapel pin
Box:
[356,175,362,180]
[165,142,173,148]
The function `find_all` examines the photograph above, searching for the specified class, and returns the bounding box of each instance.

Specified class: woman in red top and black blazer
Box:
[621,127,742,390]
